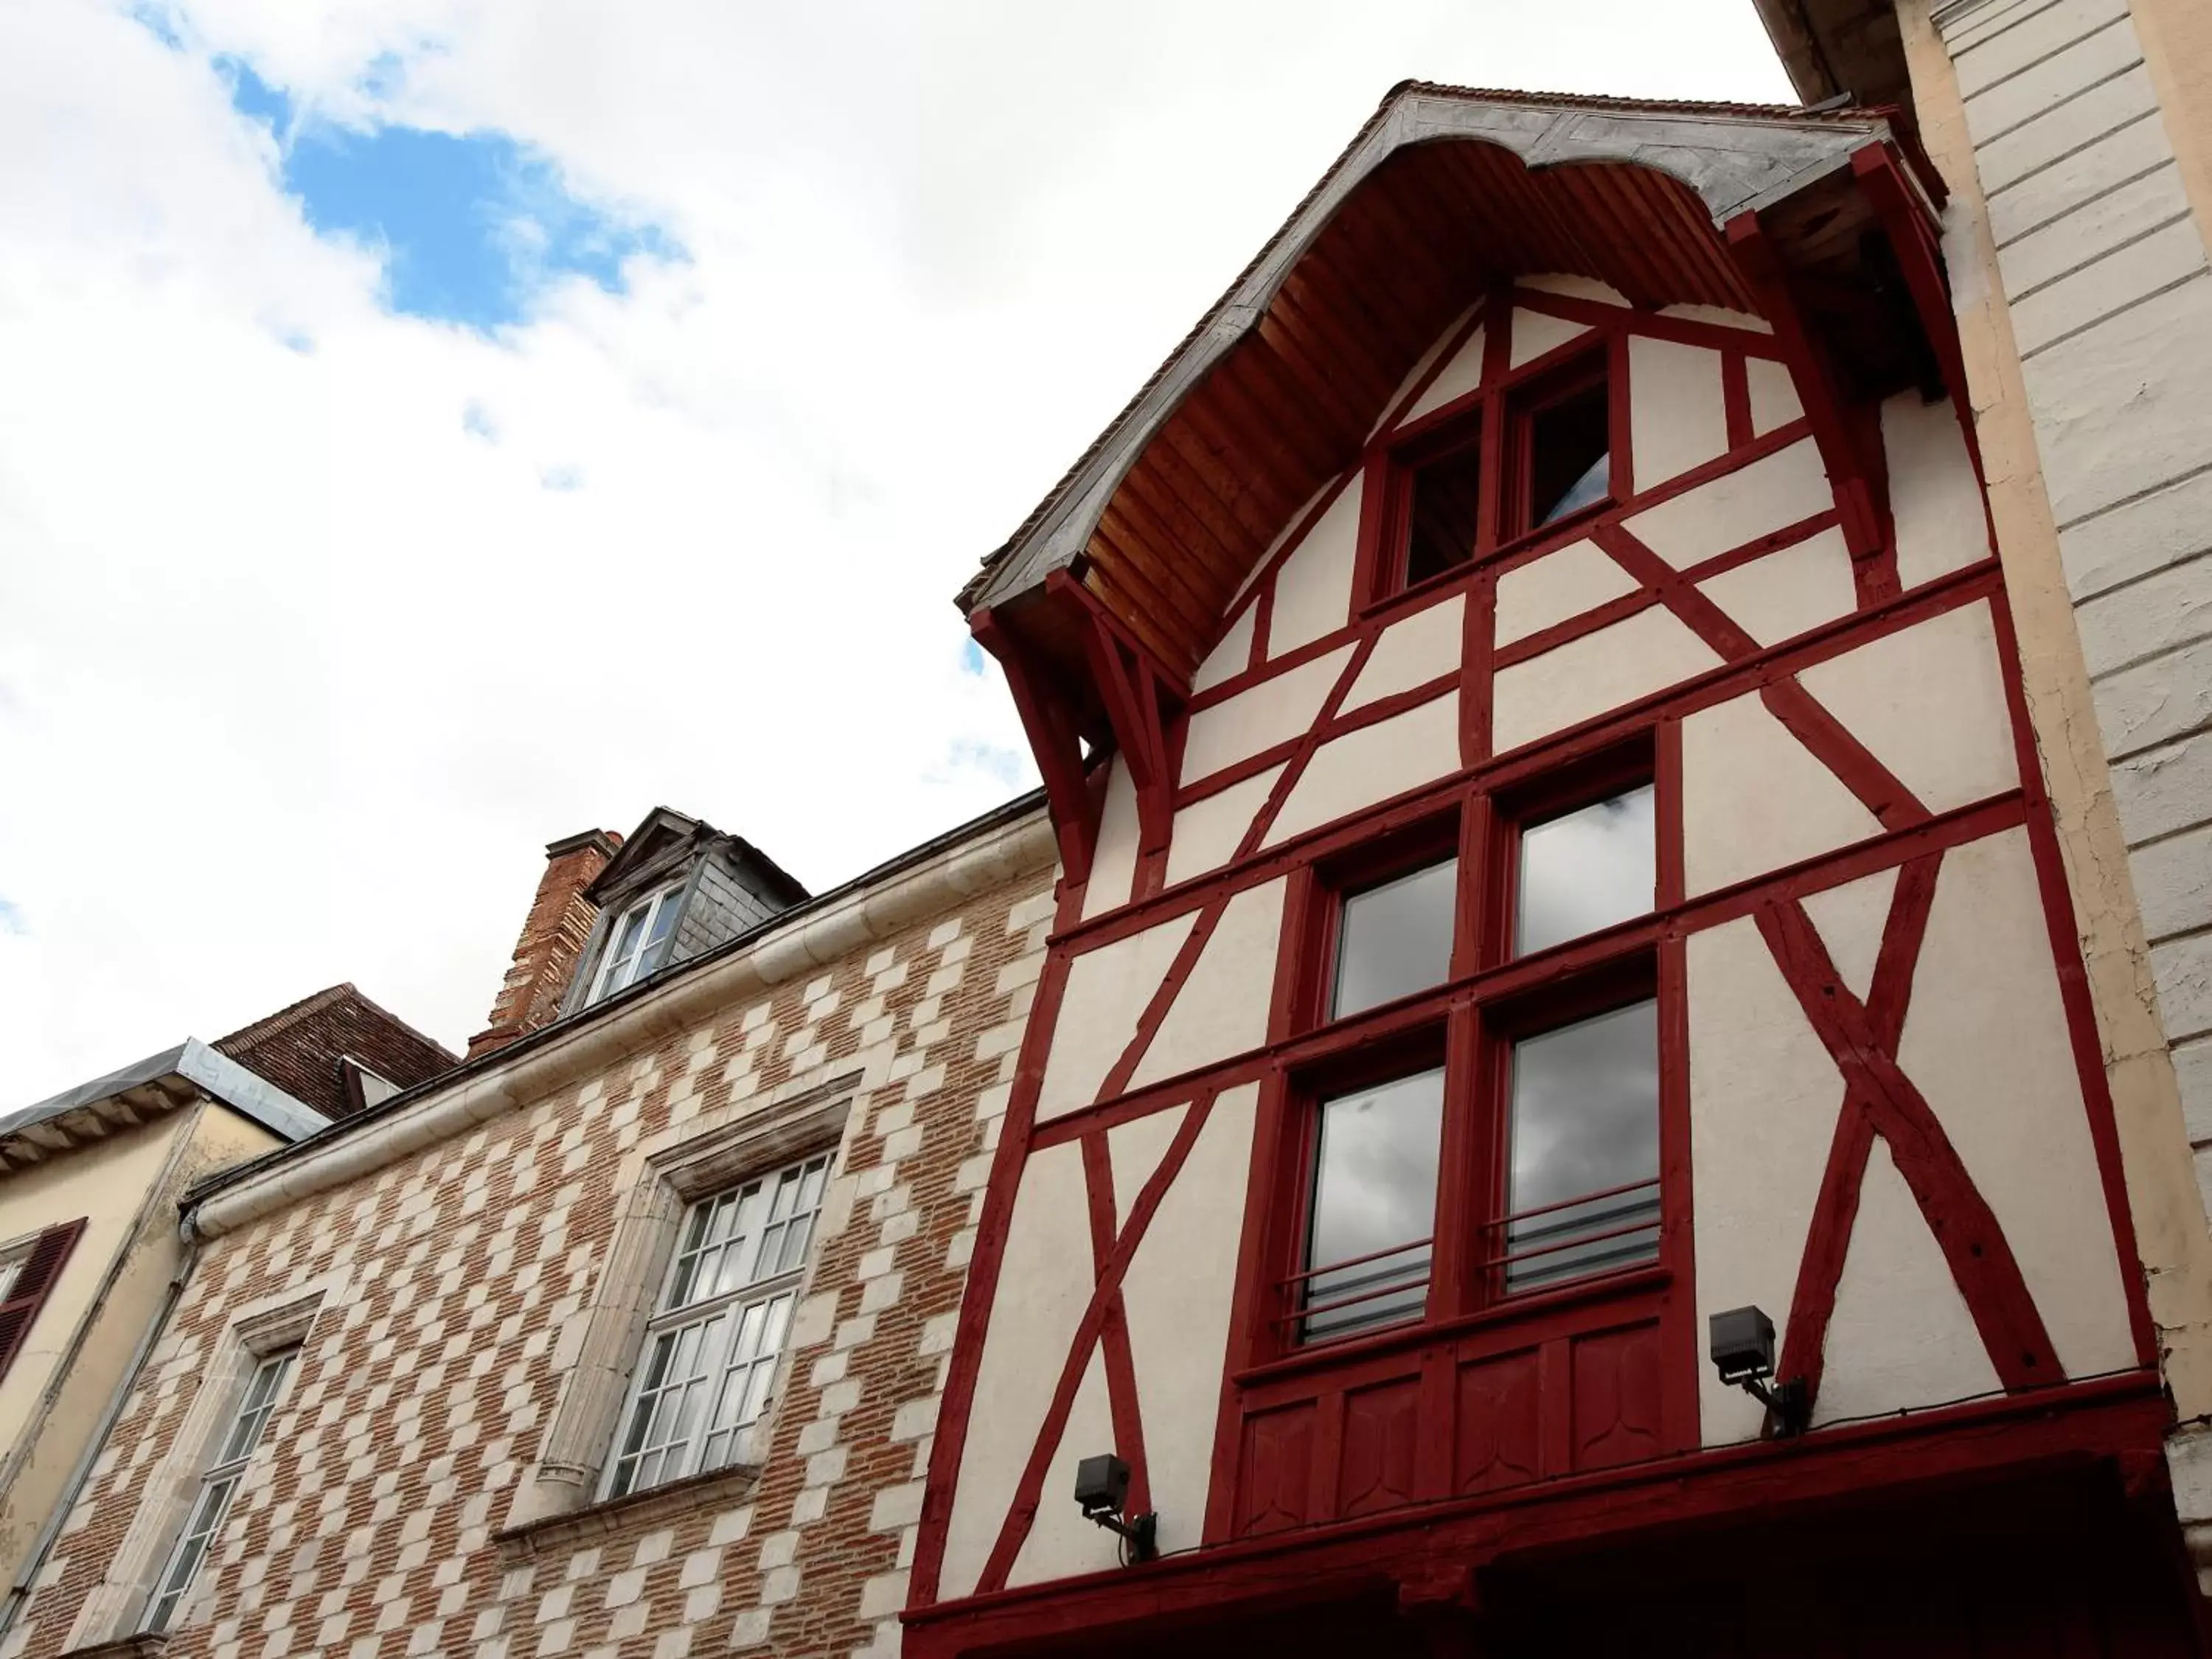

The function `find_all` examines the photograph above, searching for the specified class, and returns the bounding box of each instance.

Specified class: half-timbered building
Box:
[910,84,2212,1654]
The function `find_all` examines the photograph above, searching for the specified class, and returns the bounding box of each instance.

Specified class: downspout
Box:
[0,1225,199,1644]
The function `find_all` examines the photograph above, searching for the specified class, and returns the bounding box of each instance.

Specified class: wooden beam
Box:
[972,607,1096,887]
[1725,208,1888,563]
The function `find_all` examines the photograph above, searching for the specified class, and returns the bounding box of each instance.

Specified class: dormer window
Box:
[585,883,685,1006]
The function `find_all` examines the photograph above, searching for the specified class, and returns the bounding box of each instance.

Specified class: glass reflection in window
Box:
[1503,1001,1660,1293]
[1301,1067,1444,1341]
[1514,784,1655,956]
[1332,858,1457,1019]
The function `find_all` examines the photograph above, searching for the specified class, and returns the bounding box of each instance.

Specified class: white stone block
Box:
[2152,932,2212,1043]
[869,1482,925,1533]
[1978,65,2156,195]
[2079,557,2212,678]
[2013,220,2206,358]
[2058,475,2212,600]
[2000,158,2192,296]
[1955,0,2128,95]
[1964,15,2140,145]
[2112,731,2212,845]
[857,1571,911,1621]
[2093,633,2212,761]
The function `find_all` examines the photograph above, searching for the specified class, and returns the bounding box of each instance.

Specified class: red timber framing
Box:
[922,133,2166,1657]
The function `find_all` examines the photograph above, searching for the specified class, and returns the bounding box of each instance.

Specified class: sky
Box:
[0,0,1792,1106]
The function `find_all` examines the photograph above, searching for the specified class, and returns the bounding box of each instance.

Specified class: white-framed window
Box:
[605,1152,832,1498]
[586,883,686,1006]
[142,1347,297,1633]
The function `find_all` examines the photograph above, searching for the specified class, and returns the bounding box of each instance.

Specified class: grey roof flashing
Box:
[0,1038,329,1152]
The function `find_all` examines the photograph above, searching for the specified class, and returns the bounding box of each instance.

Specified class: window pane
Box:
[1332,859,1457,1019]
[1504,1001,1660,1293]
[1515,785,1654,956]
[1529,380,1610,526]
[1301,1068,1444,1341]
[1405,439,1484,586]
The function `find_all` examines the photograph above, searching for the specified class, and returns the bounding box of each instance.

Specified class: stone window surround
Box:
[499,1060,873,1538]
[64,1284,330,1655]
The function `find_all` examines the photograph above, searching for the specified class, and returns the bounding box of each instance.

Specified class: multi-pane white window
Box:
[143,1349,296,1634]
[606,1153,832,1498]
[586,883,686,1006]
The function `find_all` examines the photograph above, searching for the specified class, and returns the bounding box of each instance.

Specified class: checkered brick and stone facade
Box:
[5,800,1054,1659]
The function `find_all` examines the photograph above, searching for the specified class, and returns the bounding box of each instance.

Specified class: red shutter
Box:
[0,1219,87,1382]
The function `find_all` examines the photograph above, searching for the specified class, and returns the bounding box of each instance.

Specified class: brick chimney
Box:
[466,828,622,1060]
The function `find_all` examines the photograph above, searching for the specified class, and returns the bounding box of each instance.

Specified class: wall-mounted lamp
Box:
[1074,1453,1157,1564]
[1708,1305,1809,1436]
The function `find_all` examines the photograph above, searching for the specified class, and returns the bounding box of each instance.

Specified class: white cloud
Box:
[0,0,1790,1102]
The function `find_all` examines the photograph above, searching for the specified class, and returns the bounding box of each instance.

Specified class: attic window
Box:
[1512,358,1610,534]
[586,883,685,1006]
[1402,425,1485,588]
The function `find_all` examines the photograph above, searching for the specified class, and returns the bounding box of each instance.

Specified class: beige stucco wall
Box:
[0,1103,282,1599]
[1898,0,2212,1425]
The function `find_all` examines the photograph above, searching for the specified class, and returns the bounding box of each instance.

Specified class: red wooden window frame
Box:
[0,1219,87,1382]
[1360,344,1620,610]
[1256,737,1664,1367]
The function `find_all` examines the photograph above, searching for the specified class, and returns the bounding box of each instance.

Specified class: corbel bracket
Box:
[1852,142,1981,465]
[1046,568,1188,872]
[971,605,1097,887]
[1726,207,1889,564]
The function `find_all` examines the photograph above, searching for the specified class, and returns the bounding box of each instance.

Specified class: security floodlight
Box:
[1708,1305,1809,1436]
[1072,1453,1157,1563]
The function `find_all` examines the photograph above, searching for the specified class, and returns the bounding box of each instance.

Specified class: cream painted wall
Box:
[1036,914,1197,1122]
[1128,881,1284,1092]
[1683,687,1882,897]
[1182,647,1353,785]
[1343,594,1463,711]
[1622,436,1829,567]
[1629,337,1731,493]
[1491,607,1721,754]
[1266,477,1362,658]
[1694,526,1856,646]
[1495,540,1639,647]
[1166,767,1281,889]
[1265,692,1459,844]
[1401,328,1486,427]
[1508,308,1590,369]
[1080,759,1141,921]
[0,1102,283,1596]
[939,1136,1098,1601]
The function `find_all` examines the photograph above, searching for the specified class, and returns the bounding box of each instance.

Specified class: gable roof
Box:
[956,81,1933,684]
[0,1039,326,1172]
[585,806,811,911]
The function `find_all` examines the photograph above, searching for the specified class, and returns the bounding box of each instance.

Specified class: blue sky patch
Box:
[0,900,25,936]
[959,640,987,676]
[216,55,678,333]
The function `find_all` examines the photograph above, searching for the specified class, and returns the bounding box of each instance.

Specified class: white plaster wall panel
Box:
[1694,527,1857,647]
[1240,480,1335,606]
[1493,539,1639,646]
[1629,337,1729,493]
[1745,355,1804,434]
[1491,607,1722,754]
[1999,162,2194,296]
[2076,554,2212,680]
[2093,636,2212,766]
[2152,935,2212,1043]
[1166,766,1282,889]
[1374,306,1475,439]
[1181,645,1354,784]
[1005,1349,1118,1589]
[1129,880,1285,1091]
[1116,1084,1258,1559]
[1951,0,2127,94]
[1895,828,2138,1379]
[1107,1106,1186,1224]
[1343,594,1464,710]
[1813,1144,2004,1427]
[1191,605,1256,695]
[1521,274,1627,306]
[2011,220,2207,358]
[1961,15,2142,146]
[1942,0,2049,53]
[1402,327,1487,426]
[1796,602,2021,814]
[1267,477,1363,657]
[1884,394,1991,591]
[1798,863,1899,1004]
[1081,760,1141,921]
[1658,304,1773,333]
[1688,914,1845,1446]
[2112,731,2212,846]
[1265,695,1461,845]
[2055,467,2212,603]
[1976,65,2158,196]
[1034,914,1198,1122]
[1682,690,1883,897]
[938,1141,1104,1600]
[2127,821,2212,945]
[1508,308,1591,369]
[1621,437,1830,568]
[1985,115,2175,249]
